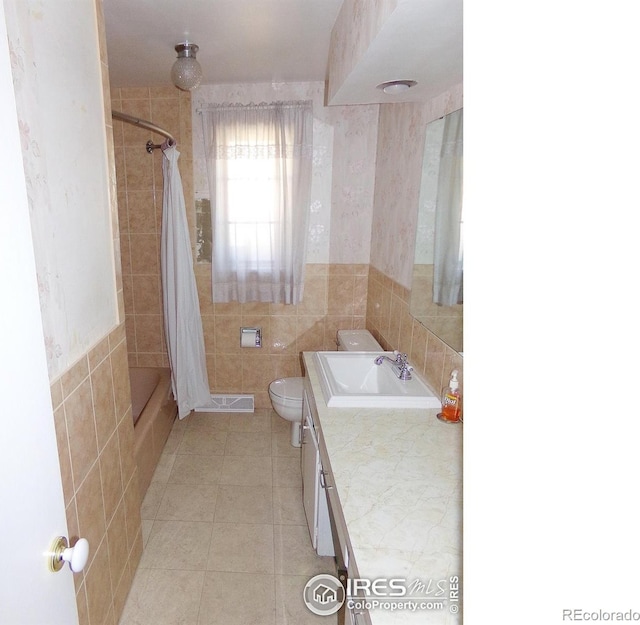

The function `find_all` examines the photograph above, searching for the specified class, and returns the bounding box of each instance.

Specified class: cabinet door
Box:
[346,604,373,625]
[301,393,318,549]
[346,556,373,625]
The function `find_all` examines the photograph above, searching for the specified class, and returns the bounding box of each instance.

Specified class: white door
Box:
[0,8,79,623]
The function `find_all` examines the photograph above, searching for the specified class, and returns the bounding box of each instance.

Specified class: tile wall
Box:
[110,85,462,413]
[111,88,370,409]
[195,262,369,409]
[111,86,193,371]
[367,93,464,403]
[366,265,463,404]
[50,323,142,625]
[411,264,463,353]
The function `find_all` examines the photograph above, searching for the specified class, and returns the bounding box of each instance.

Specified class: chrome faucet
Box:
[374,351,413,380]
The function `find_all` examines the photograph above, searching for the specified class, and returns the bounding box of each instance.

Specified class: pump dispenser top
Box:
[449,370,459,391]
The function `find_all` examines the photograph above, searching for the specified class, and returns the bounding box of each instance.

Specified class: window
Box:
[200,101,313,304]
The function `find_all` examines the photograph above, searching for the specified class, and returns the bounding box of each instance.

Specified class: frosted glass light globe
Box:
[171,57,202,91]
[171,43,202,91]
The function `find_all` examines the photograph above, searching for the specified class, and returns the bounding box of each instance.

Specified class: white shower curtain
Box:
[161,143,212,418]
[433,108,463,306]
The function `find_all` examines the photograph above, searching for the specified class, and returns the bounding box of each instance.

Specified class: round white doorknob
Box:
[48,536,90,573]
[62,538,89,572]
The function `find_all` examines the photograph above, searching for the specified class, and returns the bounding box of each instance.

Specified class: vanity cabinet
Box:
[303,376,372,625]
[301,388,334,556]
[302,352,461,624]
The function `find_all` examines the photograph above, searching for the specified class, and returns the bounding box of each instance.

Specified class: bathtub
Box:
[130,367,177,498]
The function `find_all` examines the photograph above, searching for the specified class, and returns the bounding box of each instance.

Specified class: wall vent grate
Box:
[196,394,254,413]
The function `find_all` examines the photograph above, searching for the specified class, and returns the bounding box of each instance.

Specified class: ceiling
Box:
[103,0,462,105]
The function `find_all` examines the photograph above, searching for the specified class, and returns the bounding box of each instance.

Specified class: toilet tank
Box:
[336,330,382,352]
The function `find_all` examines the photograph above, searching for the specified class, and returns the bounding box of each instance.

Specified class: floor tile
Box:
[214,485,274,524]
[178,428,228,455]
[273,524,335,577]
[271,413,289,433]
[272,429,301,457]
[119,568,204,625]
[273,487,307,526]
[187,412,231,430]
[140,520,213,570]
[219,455,273,487]
[273,456,302,489]
[150,452,177,484]
[198,571,276,625]
[168,454,225,485]
[119,409,337,625]
[207,523,274,573]
[224,431,273,456]
[156,483,219,522]
[226,412,271,432]
[161,423,187,455]
[141,520,154,547]
[140,481,165,520]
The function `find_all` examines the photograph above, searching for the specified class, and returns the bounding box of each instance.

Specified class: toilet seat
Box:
[269,377,303,402]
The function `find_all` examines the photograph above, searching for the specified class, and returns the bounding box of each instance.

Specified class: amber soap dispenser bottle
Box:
[438,370,461,423]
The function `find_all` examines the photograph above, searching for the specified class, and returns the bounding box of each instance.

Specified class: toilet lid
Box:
[337,330,382,351]
[269,377,304,400]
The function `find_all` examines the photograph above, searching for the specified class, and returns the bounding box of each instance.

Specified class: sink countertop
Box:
[303,352,463,625]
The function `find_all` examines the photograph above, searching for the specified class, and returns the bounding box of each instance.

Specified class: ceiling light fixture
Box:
[171,42,202,91]
[377,80,418,95]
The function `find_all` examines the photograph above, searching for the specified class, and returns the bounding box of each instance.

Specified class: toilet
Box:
[269,330,382,447]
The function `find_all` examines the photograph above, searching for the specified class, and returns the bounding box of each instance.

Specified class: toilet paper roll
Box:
[240,328,259,348]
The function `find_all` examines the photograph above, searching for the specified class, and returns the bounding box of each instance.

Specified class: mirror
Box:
[410,108,463,353]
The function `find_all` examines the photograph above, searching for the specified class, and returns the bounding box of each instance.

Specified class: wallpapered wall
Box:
[327,0,399,103]
[191,81,379,265]
[5,0,119,380]
[370,85,463,288]
[366,86,464,397]
[112,82,380,408]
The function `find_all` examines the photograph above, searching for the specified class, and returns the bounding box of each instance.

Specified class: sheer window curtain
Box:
[433,108,463,306]
[200,101,313,304]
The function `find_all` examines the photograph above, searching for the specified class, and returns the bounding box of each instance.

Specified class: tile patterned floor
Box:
[119,409,337,625]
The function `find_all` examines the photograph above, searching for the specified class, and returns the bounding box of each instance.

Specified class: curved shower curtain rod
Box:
[111,110,175,153]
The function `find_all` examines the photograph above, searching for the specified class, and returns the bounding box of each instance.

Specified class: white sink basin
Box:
[313,351,441,409]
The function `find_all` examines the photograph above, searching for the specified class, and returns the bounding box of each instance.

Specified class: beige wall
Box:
[111,86,193,370]
[367,84,464,397]
[111,83,465,406]
[112,84,376,409]
[366,267,463,402]
[50,324,142,625]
